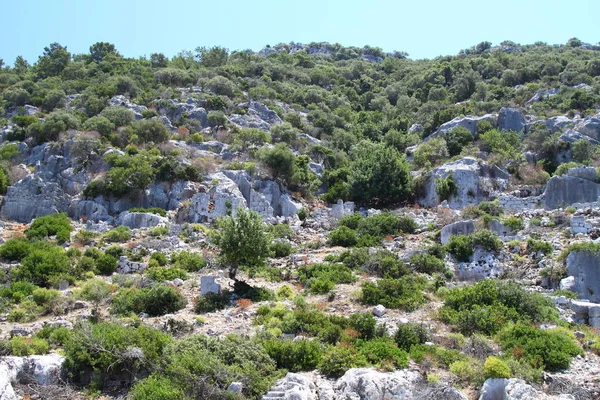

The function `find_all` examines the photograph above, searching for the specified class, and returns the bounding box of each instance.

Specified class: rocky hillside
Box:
[0,39,599,399]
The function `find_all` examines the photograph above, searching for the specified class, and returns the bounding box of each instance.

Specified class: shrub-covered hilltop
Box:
[1,39,600,399]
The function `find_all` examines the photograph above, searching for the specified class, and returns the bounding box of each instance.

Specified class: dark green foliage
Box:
[261,338,324,371]
[527,238,554,255]
[270,241,293,257]
[444,127,473,156]
[348,312,377,340]
[15,243,70,287]
[128,207,167,217]
[233,280,275,302]
[130,374,185,400]
[478,201,504,216]
[409,253,446,274]
[100,106,135,127]
[497,323,582,371]
[439,280,559,335]
[64,322,172,385]
[95,254,117,275]
[348,141,412,205]
[435,174,457,201]
[328,226,358,247]
[194,291,231,313]
[131,118,170,143]
[103,226,131,242]
[319,346,368,378]
[357,338,409,369]
[161,334,278,399]
[111,284,187,317]
[361,276,426,310]
[170,251,207,272]
[25,213,73,243]
[446,230,502,262]
[212,209,270,279]
[298,263,356,294]
[146,267,188,281]
[0,281,39,303]
[0,238,32,261]
[394,323,431,351]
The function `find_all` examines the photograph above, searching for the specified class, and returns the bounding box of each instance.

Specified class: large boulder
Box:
[574,114,600,140]
[109,95,148,120]
[543,167,600,209]
[187,172,248,223]
[558,129,598,144]
[497,107,526,133]
[334,368,421,399]
[440,220,475,245]
[116,211,169,229]
[479,378,573,400]
[0,362,16,400]
[156,99,207,129]
[418,158,510,209]
[431,114,497,138]
[227,101,283,132]
[545,115,574,133]
[2,354,65,387]
[566,250,600,303]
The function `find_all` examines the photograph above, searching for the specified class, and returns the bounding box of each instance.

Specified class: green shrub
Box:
[111,284,187,317]
[298,263,356,294]
[16,244,70,287]
[328,226,358,247]
[502,217,525,232]
[446,235,473,262]
[233,280,275,302]
[64,322,172,385]
[171,251,207,272]
[79,278,112,306]
[361,276,426,310]
[348,312,377,340]
[0,281,39,303]
[0,238,31,261]
[394,323,431,351]
[478,201,504,216]
[31,288,60,306]
[8,336,50,356]
[194,291,231,313]
[435,174,457,201]
[497,323,582,371]
[146,267,188,281]
[319,346,368,378]
[357,338,409,370]
[95,254,118,275]
[527,238,554,255]
[471,230,503,251]
[261,338,324,371]
[484,356,511,379]
[103,226,131,242]
[25,213,73,243]
[100,106,135,127]
[444,126,473,156]
[271,241,293,257]
[129,374,185,400]
[439,280,559,335]
[338,213,362,230]
[449,359,485,386]
[409,253,446,274]
[82,116,115,136]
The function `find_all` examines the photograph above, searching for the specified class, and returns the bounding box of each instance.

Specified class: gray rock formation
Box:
[2,354,65,387]
[526,88,558,105]
[440,220,475,245]
[479,378,573,400]
[431,114,497,138]
[558,129,598,144]
[109,95,148,120]
[334,368,422,399]
[418,158,510,209]
[227,101,283,131]
[156,99,208,129]
[488,219,519,239]
[498,107,526,133]
[331,200,355,221]
[116,256,147,274]
[186,172,248,223]
[0,362,16,400]
[545,116,574,133]
[543,167,600,209]
[566,250,600,303]
[454,248,504,281]
[574,115,600,141]
[200,276,221,296]
[116,211,169,229]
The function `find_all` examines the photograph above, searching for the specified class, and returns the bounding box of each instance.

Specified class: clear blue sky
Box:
[2,0,599,65]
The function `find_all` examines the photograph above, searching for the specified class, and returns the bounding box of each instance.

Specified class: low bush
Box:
[7,336,50,356]
[484,356,511,379]
[271,241,293,257]
[146,267,188,281]
[170,251,207,271]
[128,207,167,217]
[95,253,118,275]
[394,323,431,351]
[328,226,358,247]
[446,230,502,262]
[298,263,356,294]
[319,346,368,378]
[478,201,504,216]
[497,323,582,371]
[439,280,559,335]
[409,253,446,274]
[261,338,324,371]
[361,276,426,310]
[348,312,377,340]
[357,338,409,370]
[25,213,73,243]
[111,284,187,317]
[0,238,32,261]
[103,226,131,242]
[527,238,554,255]
[129,374,185,400]
[502,217,524,232]
[194,291,231,313]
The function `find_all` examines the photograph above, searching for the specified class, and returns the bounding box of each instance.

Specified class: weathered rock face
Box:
[545,115,574,133]
[574,114,600,141]
[488,219,518,240]
[418,158,510,209]
[116,256,147,274]
[2,354,65,387]
[479,378,572,400]
[498,107,526,133]
[116,211,169,229]
[454,248,504,281]
[200,276,221,296]
[440,220,475,245]
[186,172,248,223]
[109,95,148,120]
[156,99,208,129]
[431,114,497,138]
[0,362,16,400]
[227,101,283,131]
[566,250,600,303]
[333,368,422,400]
[543,167,600,209]
[559,129,598,144]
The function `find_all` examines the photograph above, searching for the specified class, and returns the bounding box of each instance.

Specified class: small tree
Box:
[212,209,270,280]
